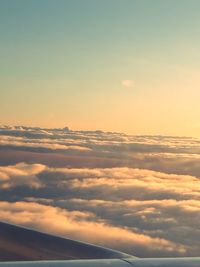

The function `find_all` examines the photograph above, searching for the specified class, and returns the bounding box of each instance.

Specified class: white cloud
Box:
[121,80,135,88]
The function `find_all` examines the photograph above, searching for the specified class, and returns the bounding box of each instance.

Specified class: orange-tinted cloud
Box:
[0,201,186,257]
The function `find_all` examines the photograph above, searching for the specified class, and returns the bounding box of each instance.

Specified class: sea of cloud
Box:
[0,125,200,257]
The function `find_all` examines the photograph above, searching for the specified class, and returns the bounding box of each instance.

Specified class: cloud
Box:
[121,80,135,88]
[0,201,186,257]
[0,163,45,189]
[0,135,91,152]
[0,163,200,256]
[1,126,200,256]
[2,126,200,178]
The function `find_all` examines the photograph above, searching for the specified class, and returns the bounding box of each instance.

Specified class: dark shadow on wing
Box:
[0,221,131,261]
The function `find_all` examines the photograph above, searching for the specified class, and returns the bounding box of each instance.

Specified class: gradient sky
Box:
[1,0,200,136]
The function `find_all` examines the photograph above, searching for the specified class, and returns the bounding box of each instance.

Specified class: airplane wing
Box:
[0,221,200,267]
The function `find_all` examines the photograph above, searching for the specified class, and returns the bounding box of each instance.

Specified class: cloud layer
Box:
[0,126,200,257]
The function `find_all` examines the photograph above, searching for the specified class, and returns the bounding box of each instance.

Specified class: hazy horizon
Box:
[1,123,200,138]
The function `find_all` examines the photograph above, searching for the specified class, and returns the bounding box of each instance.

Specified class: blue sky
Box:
[1,0,200,136]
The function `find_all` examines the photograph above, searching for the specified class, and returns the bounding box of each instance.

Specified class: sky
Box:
[1,0,200,136]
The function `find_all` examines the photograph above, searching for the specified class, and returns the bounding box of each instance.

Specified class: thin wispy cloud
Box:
[121,80,135,88]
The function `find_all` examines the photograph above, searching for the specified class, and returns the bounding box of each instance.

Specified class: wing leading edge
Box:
[0,221,132,261]
[1,222,200,267]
